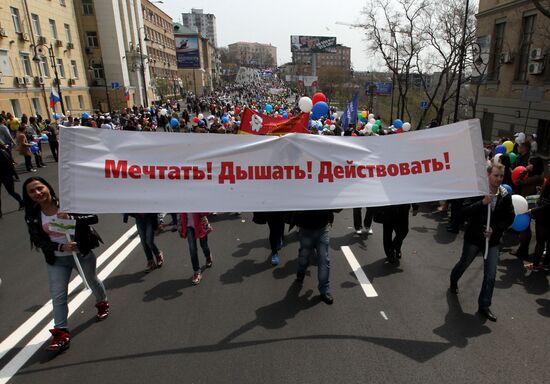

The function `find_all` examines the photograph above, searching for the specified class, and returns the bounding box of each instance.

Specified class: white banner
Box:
[59,120,488,213]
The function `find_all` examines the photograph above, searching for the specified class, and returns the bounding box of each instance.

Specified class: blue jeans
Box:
[450,241,499,309]
[298,227,330,294]
[187,227,210,272]
[135,215,160,261]
[46,252,107,329]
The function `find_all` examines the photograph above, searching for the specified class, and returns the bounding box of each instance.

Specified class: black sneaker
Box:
[296,271,305,283]
[320,293,334,305]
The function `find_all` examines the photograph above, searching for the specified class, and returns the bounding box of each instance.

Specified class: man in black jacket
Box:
[294,209,341,304]
[449,163,515,322]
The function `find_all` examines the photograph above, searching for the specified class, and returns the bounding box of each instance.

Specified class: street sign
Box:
[111,82,120,90]
[420,101,429,110]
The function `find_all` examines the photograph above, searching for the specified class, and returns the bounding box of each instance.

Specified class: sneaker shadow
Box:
[536,298,550,317]
[219,259,273,285]
[272,258,299,280]
[496,258,550,295]
[330,232,368,250]
[103,271,146,290]
[432,291,491,348]
[354,257,404,283]
[143,279,193,301]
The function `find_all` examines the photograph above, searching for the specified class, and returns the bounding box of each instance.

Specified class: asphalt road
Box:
[1,145,549,384]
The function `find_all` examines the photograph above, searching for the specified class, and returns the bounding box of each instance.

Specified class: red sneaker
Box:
[95,301,110,321]
[46,328,70,352]
[191,272,202,285]
[145,260,156,273]
[155,252,164,268]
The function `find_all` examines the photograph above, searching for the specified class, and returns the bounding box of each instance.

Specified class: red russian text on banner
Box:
[239,108,309,135]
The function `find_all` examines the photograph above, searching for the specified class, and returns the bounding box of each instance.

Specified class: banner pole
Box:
[66,233,91,290]
[484,203,491,260]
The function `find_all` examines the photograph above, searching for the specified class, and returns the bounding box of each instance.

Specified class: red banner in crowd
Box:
[239,108,309,135]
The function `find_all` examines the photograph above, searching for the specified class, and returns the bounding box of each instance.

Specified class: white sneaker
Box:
[365,227,373,235]
[355,229,362,234]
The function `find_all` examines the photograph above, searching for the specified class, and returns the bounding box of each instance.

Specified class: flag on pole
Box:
[124,88,130,102]
[340,94,358,130]
[49,88,61,109]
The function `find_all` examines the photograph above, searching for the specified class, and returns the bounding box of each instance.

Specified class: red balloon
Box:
[396,128,404,133]
[235,107,241,114]
[275,105,280,111]
[193,117,199,123]
[312,92,327,105]
[325,119,332,125]
[511,166,528,185]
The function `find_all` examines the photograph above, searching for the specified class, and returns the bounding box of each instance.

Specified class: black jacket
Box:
[25,201,102,264]
[462,186,515,249]
[531,182,550,225]
[294,209,341,230]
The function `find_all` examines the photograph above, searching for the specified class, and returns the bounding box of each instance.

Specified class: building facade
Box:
[227,42,277,68]
[173,23,217,96]
[292,44,351,71]
[0,0,93,117]
[181,9,217,48]
[73,0,153,111]
[475,0,550,155]
[142,0,179,100]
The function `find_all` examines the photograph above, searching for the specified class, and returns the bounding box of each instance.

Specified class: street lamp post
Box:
[136,27,149,107]
[33,43,65,115]
[453,0,470,123]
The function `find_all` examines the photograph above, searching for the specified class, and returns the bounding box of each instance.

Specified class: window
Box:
[86,32,98,48]
[56,58,65,78]
[32,98,42,115]
[11,7,22,34]
[10,100,22,117]
[31,14,42,36]
[82,0,94,15]
[70,60,78,78]
[64,96,72,111]
[64,24,72,43]
[20,54,33,76]
[78,95,85,110]
[0,50,13,76]
[516,14,536,81]
[91,64,104,79]
[39,56,50,77]
[49,19,58,40]
[487,23,506,81]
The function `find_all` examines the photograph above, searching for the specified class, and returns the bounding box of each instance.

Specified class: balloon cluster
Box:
[298,93,334,134]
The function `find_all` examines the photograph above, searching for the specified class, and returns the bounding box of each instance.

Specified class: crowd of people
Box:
[1,79,548,353]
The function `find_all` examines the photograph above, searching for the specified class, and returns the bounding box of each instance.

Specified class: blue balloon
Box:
[221,116,229,124]
[170,118,179,127]
[31,144,38,154]
[393,119,403,128]
[282,112,288,119]
[308,120,312,129]
[82,112,90,119]
[41,133,49,141]
[311,101,329,119]
[502,184,513,194]
[53,113,60,120]
[511,213,530,232]
[495,145,506,154]
[265,104,273,113]
[258,109,263,114]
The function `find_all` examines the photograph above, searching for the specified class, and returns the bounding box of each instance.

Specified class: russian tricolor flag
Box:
[50,88,61,109]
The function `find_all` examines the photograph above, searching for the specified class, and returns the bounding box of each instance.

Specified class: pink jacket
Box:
[179,213,212,239]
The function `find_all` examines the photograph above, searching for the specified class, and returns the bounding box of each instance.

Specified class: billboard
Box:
[365,81,393,96]
[175,37,200,68]
[290,35,337,53]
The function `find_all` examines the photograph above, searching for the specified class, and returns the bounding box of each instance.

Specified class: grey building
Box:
[181,9,217,48]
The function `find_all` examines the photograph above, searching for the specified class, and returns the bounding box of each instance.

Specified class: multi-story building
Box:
[73,0,153,111]
[227,42,277,68]
[292,44,351,71]
[173,22,217,96]
[181,9,217,48]
[475,0,550,155]
[142,0,179,99]
[0,0,92,117]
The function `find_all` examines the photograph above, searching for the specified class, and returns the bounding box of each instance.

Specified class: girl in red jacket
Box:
[179,213,213,284]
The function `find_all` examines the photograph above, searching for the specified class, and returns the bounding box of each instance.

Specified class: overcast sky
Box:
[157,0,381,71]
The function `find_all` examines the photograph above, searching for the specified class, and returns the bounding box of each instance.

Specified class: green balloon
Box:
[375,119,381,125]
[372,125,379,133]
[508,152,517,165]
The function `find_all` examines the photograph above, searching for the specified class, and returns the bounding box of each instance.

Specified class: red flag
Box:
[239,108,309,136]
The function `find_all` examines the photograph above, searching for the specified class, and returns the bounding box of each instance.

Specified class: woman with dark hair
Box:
[512,157,545,259]
[22,177,109,352]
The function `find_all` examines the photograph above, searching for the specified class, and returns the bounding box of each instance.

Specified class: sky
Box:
[156,0,382,71]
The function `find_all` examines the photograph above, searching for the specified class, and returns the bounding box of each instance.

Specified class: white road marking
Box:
[380,311,388,320]
[341,246,378,298]
[0,236,141,384]
[0,226,136,370]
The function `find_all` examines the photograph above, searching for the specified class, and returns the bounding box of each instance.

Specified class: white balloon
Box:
[368,114,374,120]
[160,109,167,116]
[366,124,373,134]
[369,118,376,125]
[403,122,411,131]
[511,195,528,215]
[198,113,204,119]
[298,97,313,113]
[493,153,502,164]
[332,112,338,119]
[330,124,336,131]
[515,132,525,144]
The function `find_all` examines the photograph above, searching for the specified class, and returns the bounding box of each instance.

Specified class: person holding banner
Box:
[22,177,109,351]
[449,164,515,322]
